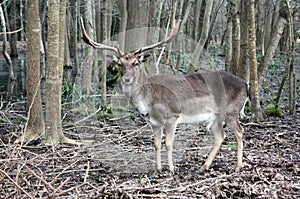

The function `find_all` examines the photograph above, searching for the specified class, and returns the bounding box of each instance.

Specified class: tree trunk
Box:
[118,0,127,52]
[248,0,263,121]
[9,0,18,58]
[81,0,95,94]
[21,0,45,143]
[238,0,249,82]
[101,0,108,105]
[70,0,79,77]
[258,0,287,85]
[225,0,232,72]
[0,3,15,80]
[285,0,296,115]
[190,0,214,71]
[230,0,240,76]
[45,0,62,144]
[126,0,149,51]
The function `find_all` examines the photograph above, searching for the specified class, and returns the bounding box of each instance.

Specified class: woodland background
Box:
[0,0,299,198]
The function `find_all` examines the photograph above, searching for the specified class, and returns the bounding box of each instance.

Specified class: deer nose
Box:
[123,77,131,83]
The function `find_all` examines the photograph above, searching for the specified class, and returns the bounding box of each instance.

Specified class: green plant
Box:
[264,104,282,116]
[62,80,81,104]
[223,141,237,149]
[96,105,113,119]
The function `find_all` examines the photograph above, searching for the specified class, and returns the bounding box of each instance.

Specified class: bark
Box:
[21,0,45,143]
[193,0,202,41]
[225,0,232,72]
[45,0,63,144]
[101,0,108,105]
[70,0,79,76]
[126,0,149,51]
[230,0,240,76]
[64,20,72,67]
[190,0,214,71]
[258,0,287,85]
[9,0,18,57]
[285,0,296,115]
[238,0,249,82]
[0,3,15,80]
[248,0,263,121]
[81,0,95,94]
[118,0,127,52]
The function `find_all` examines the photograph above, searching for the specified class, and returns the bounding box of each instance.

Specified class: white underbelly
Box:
[177,113,214,124]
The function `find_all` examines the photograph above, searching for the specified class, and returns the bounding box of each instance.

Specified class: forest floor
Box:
[0,110,299,198]
[0,44,300,198]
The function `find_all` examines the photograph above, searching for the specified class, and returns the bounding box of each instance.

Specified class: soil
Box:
[0,106,299,198]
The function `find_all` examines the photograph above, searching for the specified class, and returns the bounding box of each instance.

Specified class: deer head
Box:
[80,18,180,85]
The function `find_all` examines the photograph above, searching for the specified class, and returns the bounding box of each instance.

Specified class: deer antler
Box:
[133,19,181,55]
[80,17,123,55]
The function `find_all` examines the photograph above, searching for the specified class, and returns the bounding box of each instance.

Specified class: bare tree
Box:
[81,0,95,94]
[0,2,15,80]
[230,0,240,75]
[20,0,45,143]
[45,0,77,144]
[190,0,214,70]
[258,0,287,85]
[248,0,263,121]
[238,0,249,82]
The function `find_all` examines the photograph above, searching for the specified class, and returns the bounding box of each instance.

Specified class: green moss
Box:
[264,104,282,116]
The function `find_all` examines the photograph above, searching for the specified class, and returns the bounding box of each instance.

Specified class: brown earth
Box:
[0,108,299,198]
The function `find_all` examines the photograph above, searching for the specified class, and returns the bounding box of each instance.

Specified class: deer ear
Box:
[138,54,151,63]
[107,55,121,65]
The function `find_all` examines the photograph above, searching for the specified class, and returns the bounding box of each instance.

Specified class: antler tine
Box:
[133,19,181,55]
[80,17,123,55]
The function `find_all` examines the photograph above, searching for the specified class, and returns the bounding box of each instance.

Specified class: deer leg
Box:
[152,125,163,174]
[164,120,177,175]
[200,118,225,172]
[227,118,244,172]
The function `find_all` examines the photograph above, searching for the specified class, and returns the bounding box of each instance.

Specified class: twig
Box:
[0,168,35,199]
[84,161,90,183]
[75,107,102,124]
[0,28,23,35]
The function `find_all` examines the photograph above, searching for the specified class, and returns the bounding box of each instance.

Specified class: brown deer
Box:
[80,18,248,175]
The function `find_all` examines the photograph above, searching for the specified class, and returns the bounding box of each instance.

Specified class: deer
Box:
[80,18,248,175]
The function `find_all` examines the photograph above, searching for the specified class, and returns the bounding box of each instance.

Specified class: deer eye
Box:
[133,60,140,66]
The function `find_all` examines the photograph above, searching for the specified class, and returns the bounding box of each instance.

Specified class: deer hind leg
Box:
[200,116,225,172]
[227,117,244,172]
[164,120,178,175]
[152,125,163,174]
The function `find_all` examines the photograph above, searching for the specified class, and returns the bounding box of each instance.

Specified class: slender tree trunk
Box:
[9,0,18,58]
[21,0,45,143]
[190,0,214,71]
[230,0,240,75]
[225,0,232,72]
[248,0,263,121]
[0,4,15,80]
[45,0,62,144]
[101,0,108,105]
[285,0,296,115]
[118,0,127,52]
[70,0,79,77]
[258,0,287,85]
[238,0,249,82]
[81,0,95,94]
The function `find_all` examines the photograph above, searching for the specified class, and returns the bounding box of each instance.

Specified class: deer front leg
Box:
[227,118,244,172]
[152,125,163,175]
[200,119,225,172]
[165,120,177,175]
